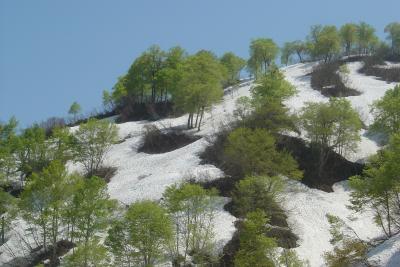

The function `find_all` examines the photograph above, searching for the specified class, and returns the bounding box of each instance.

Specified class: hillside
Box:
[1,61,399,267]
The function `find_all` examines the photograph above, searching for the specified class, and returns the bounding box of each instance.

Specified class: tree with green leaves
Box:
[385,22,400,55]
[0,189,17,245]
[234,210,277,267]
[174,50,224,130]
[224,127,302,179]
[300,98,362,176]
[66,176,116,266]
[307,25,341,62]
[339,23,358,56]
[281,42,296,65]
[370,85,400,139]
[349,133,400,238]
[102,90,114,112]
[357,22,378,55]
[220,52,246,86]
[63,238,110,267]
[106,200,172,266]
[15,125,50,183]
[232,175,284,217]
[251,67,296,104]
[162,183,219,265]
[68,101,81,121]
[0,117,18,185]
[323,214,368,267]
[73,118,118,177]
[19,161,74,265]
[248,38,279,77]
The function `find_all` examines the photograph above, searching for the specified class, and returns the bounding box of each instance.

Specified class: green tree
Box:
[19,161,74,265]
[234,210,277,267]
[307,25,340,62]
[385,22,400,55]
[248,38,279,77]
[73,118,118,177]
[349,134,400,237]
[340,23,358,56]
[68,101,82,121]
[0,117,18,184]
[281,42,296,65]
[162,183,219,265]
[0,189,17,245]
[67,176,115,266]
[224,127,302,178]
[220,52,246,86]
[357,22,378,55]
[174,50,224,130]
[279,249,309,267]
[125,45,166,104]
[370,85,400,138]
[126,200,172,266]
[63,238,110,267]
[251,68,296,104]
[102,90,114,112]
[300,98,362,176]
[232,175,284,217]
[15,125,50,183]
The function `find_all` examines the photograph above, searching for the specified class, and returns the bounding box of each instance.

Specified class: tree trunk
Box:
[198,107,205,131]
[1,216,4,245]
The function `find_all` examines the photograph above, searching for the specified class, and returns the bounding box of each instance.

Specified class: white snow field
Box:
[1,62,399,266]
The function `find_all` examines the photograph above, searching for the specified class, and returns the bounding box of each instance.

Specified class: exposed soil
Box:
[138,125,201,154]
[310,61,361,97]
[359,56,400,83]
[276,135,364,192]
[5,240,75,267]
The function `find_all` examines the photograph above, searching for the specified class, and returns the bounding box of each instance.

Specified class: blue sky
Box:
[1,0,399,127]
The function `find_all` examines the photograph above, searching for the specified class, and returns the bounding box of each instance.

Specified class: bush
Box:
[73,118,118,177]
[224,127,302,179]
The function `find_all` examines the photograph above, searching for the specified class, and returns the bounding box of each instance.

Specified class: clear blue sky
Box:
[1,0,399,127]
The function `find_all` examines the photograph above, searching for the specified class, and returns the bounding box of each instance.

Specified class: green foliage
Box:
[324,240,368,267]
[63,238,110,267]
[68,101,81,118]
[220,52,246,86]
[20,161,74,264]
[248,38,279,77]
[385,22,400,55]
[339,23,358,56]
[224,127,302,178]
[15,125,50,180]
[300,98,362,175]
[279,249,309,267]
[68,176,115,246]
[234,210,277,267]
[0,188,17,244]
[232,175,284,217]
[251,68,297,104]
[307,25,340,62]
[0,117,18,184]
[174,50,224,130]
[357,22,379,54]
[106,201,172,267]
[127,201,172,266]
[73,118,118,176]
[102,90,114,111]
[163,183,219,265]
[349,133,400,237]
[370,85,400,138]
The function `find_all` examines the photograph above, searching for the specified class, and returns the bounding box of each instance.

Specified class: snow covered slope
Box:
[282,61,400,266]
[1,62,399,266]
